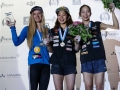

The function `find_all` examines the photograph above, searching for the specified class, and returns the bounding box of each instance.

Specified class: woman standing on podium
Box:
[6,6,52,90]
[48,6,81,90]
[76,3,119,90]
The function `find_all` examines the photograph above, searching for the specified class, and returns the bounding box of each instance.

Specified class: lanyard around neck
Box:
[37,30,43,42]
[58,27,68,42]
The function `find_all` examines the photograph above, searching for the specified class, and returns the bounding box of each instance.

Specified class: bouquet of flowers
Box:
[102,0,120,12]
[68,21,92,42]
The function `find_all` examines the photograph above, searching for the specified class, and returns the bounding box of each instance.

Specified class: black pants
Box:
[29,63,50,90]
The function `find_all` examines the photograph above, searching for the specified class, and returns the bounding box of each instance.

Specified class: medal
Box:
[59,27,68,47]
[34,46,40,53]
[60,42,65,47]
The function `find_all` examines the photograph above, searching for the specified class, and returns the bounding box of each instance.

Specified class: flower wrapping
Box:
[68,21,92,42]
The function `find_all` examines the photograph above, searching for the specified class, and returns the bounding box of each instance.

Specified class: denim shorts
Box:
[81,59,107,74]
[51,64,77,75]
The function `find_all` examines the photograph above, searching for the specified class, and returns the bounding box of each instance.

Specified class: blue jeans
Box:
[29,63,50,90]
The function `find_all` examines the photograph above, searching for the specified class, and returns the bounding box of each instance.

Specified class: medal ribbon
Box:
[89,21,91,28]
[58,27,68,42]
[37,30,43,42]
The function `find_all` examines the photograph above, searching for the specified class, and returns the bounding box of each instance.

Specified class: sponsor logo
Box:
[111,87,116,90]
[0,54,20,60]
[46,16,56,22]
[0,73,21,78]
[23,16,56,25]
[0,3,13,8]
[2,19,6,26]
[100,12,110,21]
[0,74,5,77]
[23,17,29,25]
[73,0,81,5]
[49,0,59,6]
[0,36,12,43]
[26,1,35,6]
[101,31,119,38]
[111,51,116,55]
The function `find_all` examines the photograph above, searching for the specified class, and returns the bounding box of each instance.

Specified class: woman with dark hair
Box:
[48,6,80,90]
[6,6,51,90]
[77,3,119,90]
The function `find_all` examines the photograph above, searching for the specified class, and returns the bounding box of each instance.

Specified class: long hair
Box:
[54,11,73,29]
[27,13,48,49]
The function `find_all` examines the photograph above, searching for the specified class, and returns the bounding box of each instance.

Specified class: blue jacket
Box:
[10,26,50,65]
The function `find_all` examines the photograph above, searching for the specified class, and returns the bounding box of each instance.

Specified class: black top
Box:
[49,27,77,66]
[80,21,106,64]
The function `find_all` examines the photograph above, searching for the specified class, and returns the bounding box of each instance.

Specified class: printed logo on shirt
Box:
[66,48,72,51]
[66,44,72,47]
[54,29,58,34]
[53,36,59,39]
[93,45,100,48]
[32,54,42,59]
[93,35,97,37]
[82,49,87,52]
[53,39,59,43]
[92,32,97,35]
[82,45,87,49]
[92,25,97,29]
[67,40,71,43]
[92,39,97,41]
[53,43,59,47]
[92,41,100,48]
[92,41,99,45]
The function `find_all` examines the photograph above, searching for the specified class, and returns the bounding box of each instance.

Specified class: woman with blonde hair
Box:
[6,6,51,90]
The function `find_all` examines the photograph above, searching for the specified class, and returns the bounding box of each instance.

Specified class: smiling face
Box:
[57,10,69,24]
[33,10,42,23]
[79,6,91,21]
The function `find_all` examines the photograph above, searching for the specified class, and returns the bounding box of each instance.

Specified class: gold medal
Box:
[60,42,65,47]
[34,46,40,53]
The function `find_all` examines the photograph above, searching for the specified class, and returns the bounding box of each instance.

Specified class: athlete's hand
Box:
[43,34,52,46]
[109,3,115,11]
[6,20,16,27]
[74,35,81,43]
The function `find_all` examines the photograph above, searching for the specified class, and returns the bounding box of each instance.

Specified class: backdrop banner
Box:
[0,0,120,90]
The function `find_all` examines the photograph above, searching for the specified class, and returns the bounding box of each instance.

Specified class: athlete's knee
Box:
[85,84,93,90]
[96,83,104,90]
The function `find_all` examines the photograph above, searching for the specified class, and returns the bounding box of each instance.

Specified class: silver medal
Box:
[59,27,68,47]
[60,42,65,47]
